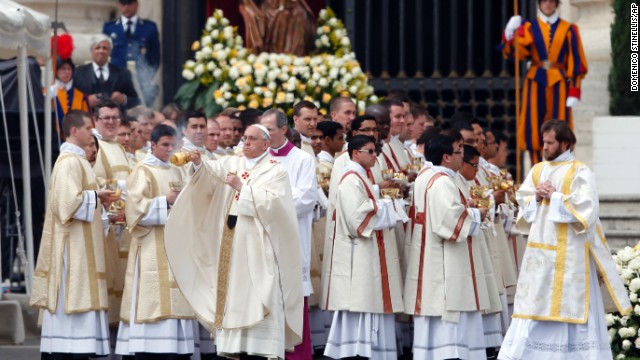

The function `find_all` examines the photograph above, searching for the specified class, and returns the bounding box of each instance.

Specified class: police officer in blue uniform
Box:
[103,0,160,106]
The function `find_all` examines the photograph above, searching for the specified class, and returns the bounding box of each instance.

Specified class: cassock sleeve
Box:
[552,166,598,234]
[291,155,318,217]
[429,177,474,242]
[51,157,91,224]
[71,190,98,222]
[125,166,157,232]
[137,196,168,226]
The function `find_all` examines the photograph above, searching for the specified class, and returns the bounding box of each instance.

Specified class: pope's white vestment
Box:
[498,150,632,360]
[164,152,304,359]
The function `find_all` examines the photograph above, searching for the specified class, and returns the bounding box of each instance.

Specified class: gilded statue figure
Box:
[239,0,316,56]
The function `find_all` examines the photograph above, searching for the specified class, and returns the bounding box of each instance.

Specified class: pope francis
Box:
[165,124,304,359]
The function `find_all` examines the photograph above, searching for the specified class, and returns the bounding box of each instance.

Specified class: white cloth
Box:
[412,312,487,360]
[115,257,196,355]
[92,62,109,81]
[274,145,318,296]
[324,311,397,360]
[181,137,207,153]
[482,313,503,348]
[499,292,510,335]
[121,15,139,33]
[504,15,522,41]
[215,276,286,358]
[566,96,580,107]
[539,10,560,25]
[73,189,97,222]
[318,150,334,164]
[41,249,110,355]
[498,260,612,360]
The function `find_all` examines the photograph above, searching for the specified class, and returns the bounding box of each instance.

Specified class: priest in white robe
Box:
[31,110,119,359]
[404,133,489,360]
[323,135,404,360]
[261,109,317,359]
[292,101,320,158]
[179,111,213,158]
[165,125,304,359]
[456,145,504,354]
[498,120,631,360]
[115,124,196,359]
[91,100,133,328]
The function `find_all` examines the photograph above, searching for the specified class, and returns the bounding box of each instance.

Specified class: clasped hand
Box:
[535,180,556,202]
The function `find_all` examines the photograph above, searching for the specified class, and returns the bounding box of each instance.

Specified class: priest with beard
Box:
[498,120,631,360]
[165,124,304,359]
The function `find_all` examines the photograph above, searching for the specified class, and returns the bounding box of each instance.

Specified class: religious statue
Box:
[239,0,316,56]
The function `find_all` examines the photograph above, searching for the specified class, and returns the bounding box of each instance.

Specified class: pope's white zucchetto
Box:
[249,124,271,140]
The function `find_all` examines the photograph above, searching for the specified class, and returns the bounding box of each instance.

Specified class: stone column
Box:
[559,0,613,166]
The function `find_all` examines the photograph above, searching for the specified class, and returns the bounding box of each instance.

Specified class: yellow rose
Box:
[238,105,246,110]
[214,90,224,99]
[262,97,273,107]
[248,99,259,108]
[319,108,327,116]
[323,25,331,33]
[298,84,307,92]
[304,95,314,102]
[191,40,200,51]
[340,91,350,97]
[276,92,286,103]
[322,93,331,103]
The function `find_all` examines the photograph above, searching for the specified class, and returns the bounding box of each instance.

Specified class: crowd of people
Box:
[30,91,632,360]
[31,0,631,359]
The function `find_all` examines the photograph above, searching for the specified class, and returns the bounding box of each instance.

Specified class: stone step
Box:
[600,213,640,231]
[603,230,640,252]
[599,195,640,214]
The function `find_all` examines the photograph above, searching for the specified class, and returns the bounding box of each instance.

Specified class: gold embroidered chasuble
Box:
[514,160,631,323]
[121,162,194,323]
[30,153,108,313]
[93,138,132,324]
[164,154,304,350]
[403,168,487,319]
[321,170,404,314]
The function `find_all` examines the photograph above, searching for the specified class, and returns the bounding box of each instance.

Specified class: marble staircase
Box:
[600,195,640,251]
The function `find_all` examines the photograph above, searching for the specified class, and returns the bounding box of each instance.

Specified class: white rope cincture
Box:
[0,58,29,291]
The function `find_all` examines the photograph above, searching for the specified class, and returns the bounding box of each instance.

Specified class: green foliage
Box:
[609,0,640,115]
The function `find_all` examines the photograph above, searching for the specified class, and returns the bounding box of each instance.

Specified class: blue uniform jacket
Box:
[103,18,160,71]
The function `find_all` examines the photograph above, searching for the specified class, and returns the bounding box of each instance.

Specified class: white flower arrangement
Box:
[175,8,377,117]
[609,246,640,358]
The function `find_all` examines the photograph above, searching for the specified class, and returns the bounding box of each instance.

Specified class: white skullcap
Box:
[250,124,271,140]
